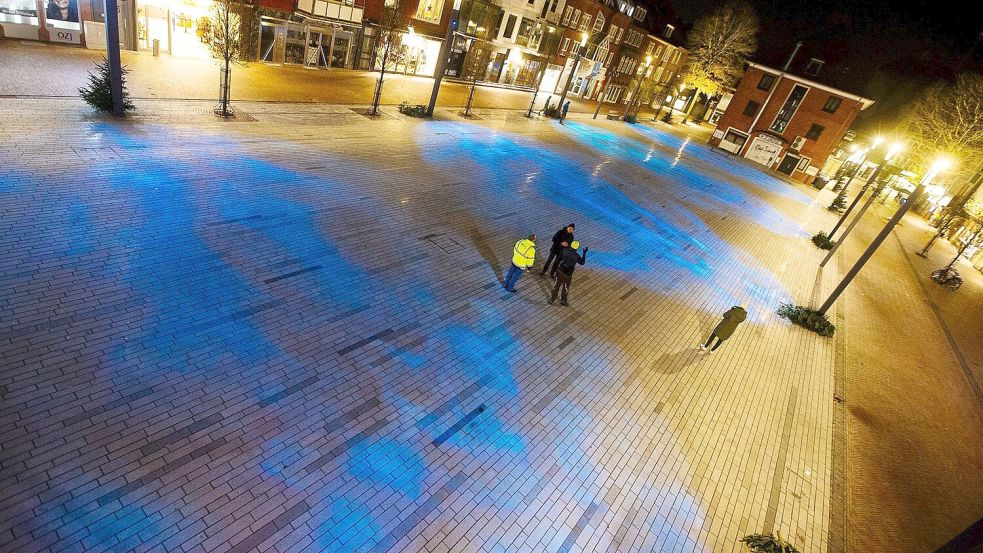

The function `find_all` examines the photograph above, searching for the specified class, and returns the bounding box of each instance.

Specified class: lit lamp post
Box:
[827,140,903,241]
[622,55,652,120]
[817,157,950,315]
[426,0,462,116]
[556,32,588,121]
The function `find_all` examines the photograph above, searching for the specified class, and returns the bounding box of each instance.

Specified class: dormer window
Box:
[664,24,674,39]
[805,58,825,76]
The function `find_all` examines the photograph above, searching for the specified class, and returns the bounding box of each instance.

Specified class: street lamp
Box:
[817,155,950,315]
[426,0,464,116]
[622,55,651,120]
[827,139,902,240]
[556,32,588,121]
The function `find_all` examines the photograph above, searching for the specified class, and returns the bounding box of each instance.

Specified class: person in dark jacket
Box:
[700,304,747,353]
[549,241,587,306]
[540,223,575,277]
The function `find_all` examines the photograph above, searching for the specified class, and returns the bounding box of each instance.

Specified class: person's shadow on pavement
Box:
[651,348,703,374]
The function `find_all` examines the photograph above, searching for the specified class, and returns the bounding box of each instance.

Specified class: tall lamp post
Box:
[827,141,904,240]
[426,0,462,116]
[817,157,950,315]
[622,55,651,120]
[556,32,587,121]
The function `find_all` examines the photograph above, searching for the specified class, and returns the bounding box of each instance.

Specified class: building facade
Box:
[709,62,874,184]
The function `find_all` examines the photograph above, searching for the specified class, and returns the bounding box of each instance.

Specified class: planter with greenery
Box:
[777,303,835,337]
[398,102,429,118]
[661,111,674,124]
[624,113,638,123]
[741,533,801,553]
[79,57,135,114]
[811,231,834,250]
[827,191,848,212]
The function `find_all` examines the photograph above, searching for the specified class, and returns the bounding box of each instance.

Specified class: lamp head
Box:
[580,32,588,47]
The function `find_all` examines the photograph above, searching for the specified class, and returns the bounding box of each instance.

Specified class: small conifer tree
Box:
[78,57,135,113]
[827,191,848,212]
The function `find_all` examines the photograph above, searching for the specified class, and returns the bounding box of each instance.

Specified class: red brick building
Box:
[709,62,874,184]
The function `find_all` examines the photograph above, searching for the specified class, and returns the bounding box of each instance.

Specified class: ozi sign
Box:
[47,25,82,44]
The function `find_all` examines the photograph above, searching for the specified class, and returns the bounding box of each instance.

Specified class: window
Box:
[634,7,645,20]
[771,84,808,133]
[580,14,591,32]
[550,0,558,11]
[415,0,444,23]
[615,26,623,43]
[593,12,604,33]
[559,37,570,55]
[805,123,825,140]
[515,17,535,46]
[805,58,824,75]
[0,0,39,23]
[757,73,776,91]
[571,9,580,27]
[797,157,811,171]
[822,96,842,113]
[561,6,572,25]
[503,14,517,39]
[664,24,673,39]
[662,46,671,62]
[742,100,760,117]
[605,52,614,67]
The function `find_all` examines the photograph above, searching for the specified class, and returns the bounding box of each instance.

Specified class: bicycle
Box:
[930,266,963,291]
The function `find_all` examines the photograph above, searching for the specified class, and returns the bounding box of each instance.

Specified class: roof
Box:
[748,62,875,109]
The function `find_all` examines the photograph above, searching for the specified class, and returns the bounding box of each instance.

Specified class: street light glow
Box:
[580,32,588,47]
[873,136,884,148]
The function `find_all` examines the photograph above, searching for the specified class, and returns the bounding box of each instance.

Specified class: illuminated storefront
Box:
[257,0,361,68]
[133,0,212,57]
[1,0,85,44]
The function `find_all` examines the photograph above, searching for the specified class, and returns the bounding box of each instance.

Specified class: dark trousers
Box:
[550,272,572,303]
[703,333,725,351]
[541,248,561,276]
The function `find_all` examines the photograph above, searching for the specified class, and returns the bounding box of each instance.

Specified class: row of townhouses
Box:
[1,0,690,108]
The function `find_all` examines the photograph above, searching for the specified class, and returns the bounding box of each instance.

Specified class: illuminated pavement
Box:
[1,97,871,553]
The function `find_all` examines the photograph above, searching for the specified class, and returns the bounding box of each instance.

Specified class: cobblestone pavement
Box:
[1,40,620,116]
[0,96,901,553]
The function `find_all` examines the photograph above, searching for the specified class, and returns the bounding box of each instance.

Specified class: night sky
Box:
[672,0,982,130]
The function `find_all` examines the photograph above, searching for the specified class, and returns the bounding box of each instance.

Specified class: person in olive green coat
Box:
[700,304,747,353]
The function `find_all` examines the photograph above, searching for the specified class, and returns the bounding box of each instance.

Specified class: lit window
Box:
[593,13,604,33]
[561,6,572,25]
[414,0,443,23]
[571,9,580,27]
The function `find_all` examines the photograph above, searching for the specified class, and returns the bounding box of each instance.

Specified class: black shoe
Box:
[560,301,568,306]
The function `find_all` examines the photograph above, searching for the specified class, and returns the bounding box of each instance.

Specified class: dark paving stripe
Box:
[97,437,227,506]
[491,211,517,220]
[323,397,381,433]
[304,418,389,474]
[463,260,486,271]
[416,356,509,431]
[62,386,156,427]
[533,366,587,414]
[432,404,486,447]
[557,336,575,351]
[482,281,499,290]
[184,299,285,335]
[208,215,262,226]
[227,499,310,553]
[619,286,638,300]
[763,387,798,534]
[370,470,469,553]
[324,304,371,325]
[371,335,429,368]
[557,502,602,553]
[264,265,323,284]
[543,311,584,338]
[337,328,394,356]
[417,232,443,240]
[141,412,225,456]
[257,375,319,408]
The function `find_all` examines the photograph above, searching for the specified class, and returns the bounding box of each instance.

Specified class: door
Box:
[305,30,329,67]
[778,153,800,175]
[487,52,506,82]
[746,137,781,168]
[330,30,352,68]
[259,21,286,62]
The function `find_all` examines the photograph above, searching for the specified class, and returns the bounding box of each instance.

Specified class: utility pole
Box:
[818,184,925,314]
[426,0,461,116]
[556,33,587,121]
[103,0,125,116]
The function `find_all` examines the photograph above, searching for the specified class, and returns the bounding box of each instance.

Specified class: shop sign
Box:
[47,24,82,43]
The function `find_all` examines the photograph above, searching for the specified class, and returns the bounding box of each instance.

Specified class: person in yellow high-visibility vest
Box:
[504,234,537,293]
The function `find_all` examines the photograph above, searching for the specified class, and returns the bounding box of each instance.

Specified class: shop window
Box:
[770,84,807,133]
[742,100,759,117]
[757,73,776,91]
[805,123,825,140]
[0,0,39,24]
[515,17,534,46]
[415,0,443,23]
[822,96,842,113]
[593,12,603,33]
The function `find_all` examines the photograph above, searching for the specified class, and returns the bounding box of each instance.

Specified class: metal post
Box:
[622,71,644,119]
[818,184,924,314]
[426,5,459,116]
[103,0,125,116]
[828,163,884,239]
[820,186,881,267]
[943,226,983,271]
[592,74,610,119]
[556,45,582,120]
[526,63,549,118]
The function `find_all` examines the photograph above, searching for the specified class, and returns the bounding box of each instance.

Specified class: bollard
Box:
[153,39,159,57]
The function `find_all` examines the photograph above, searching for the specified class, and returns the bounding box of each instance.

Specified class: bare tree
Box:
[905,74,983,254]
[682,2,758,120]
[207,0,242,117]
[371,0,407,115]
